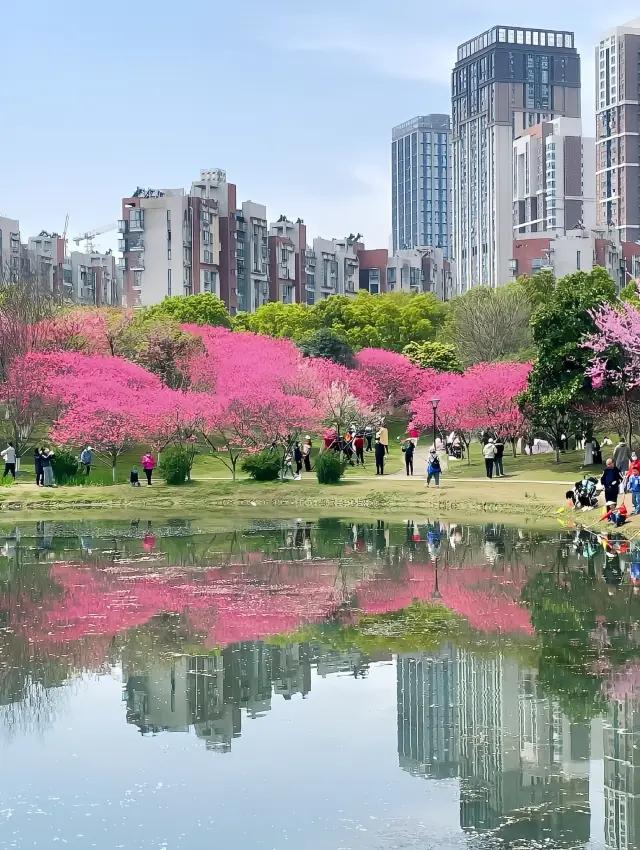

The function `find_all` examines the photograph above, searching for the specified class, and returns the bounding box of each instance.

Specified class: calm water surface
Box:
[0,516,638,848]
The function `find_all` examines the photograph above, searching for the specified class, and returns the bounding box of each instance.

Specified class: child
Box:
[630,468,640,514]
[602,502,628,527]
[130,465,141,487]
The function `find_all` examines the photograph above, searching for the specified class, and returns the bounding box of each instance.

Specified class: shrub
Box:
[158,446,190,485]
[51,449,79,484]
[315,451,346,485]
[241,450,282,482]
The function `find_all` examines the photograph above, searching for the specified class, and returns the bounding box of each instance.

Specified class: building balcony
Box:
[130,257,145,271]
[128,220,144,232]
[128,239,144,252]
[118,220,128,233]
[117,259,126,270]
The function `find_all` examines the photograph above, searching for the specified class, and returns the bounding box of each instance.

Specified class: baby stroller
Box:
[567,476,599,509]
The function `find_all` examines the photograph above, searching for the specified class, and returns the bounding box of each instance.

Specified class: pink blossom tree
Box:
[309,358,379,436]
[50,386,151,481]
[466,362,532,454]
[584,298,640,443]
[354,348,422,413]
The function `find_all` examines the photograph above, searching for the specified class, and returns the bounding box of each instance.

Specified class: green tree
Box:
[519,267,616,461]
[402,341,462,372]
[516,269,556,313]
[445,285,532,366]
[146,293,231,328]
[299,328,355,366]
[232,302,317,340]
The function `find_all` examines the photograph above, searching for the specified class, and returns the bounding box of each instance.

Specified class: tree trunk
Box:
[623,386,634,446]
[112,458,117,482]
[555,444,561,464]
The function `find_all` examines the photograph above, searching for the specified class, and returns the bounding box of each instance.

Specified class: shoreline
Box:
[0,476,603,530]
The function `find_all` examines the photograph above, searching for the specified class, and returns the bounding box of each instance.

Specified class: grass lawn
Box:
[441,442,594,483]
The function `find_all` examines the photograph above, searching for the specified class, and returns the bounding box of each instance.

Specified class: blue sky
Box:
[1,0,638,252]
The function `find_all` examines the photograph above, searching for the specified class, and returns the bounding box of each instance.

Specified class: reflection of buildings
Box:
[604,698,640,850]
[397,646,458,779]
[123,640,375,752]
[398,648,592,845]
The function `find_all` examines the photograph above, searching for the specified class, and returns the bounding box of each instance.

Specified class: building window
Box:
[167,269,171,295]
[167,246,171,260]
[167,210,171,226]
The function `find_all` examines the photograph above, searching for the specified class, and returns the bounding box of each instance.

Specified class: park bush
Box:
[241,450,281,482]
[315,451,346,485]
[159,446,190,485]
[51,449,79,484]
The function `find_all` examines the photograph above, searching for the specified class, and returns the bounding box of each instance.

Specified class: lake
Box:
[0,516,637,849]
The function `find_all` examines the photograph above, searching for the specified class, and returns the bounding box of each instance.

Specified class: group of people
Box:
[282,437,313,480]
[567,440,640,527]
[482,437,506,479]
[1,443,56,487]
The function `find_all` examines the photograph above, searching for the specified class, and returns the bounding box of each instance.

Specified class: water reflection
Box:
[3,517,640,847]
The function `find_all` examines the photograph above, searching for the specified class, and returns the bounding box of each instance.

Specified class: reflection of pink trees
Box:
[3,553,533,658]
[354,562,532,635]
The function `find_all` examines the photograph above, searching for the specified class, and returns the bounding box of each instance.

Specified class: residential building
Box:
[595,20,640,243]
[511,228,640,288]
[356,247,388,294]
[239,201,269,313]
[392,115,452,256]
[25,232,65,292]
[190,169,238,312]
[120,186,221,308]
[387,247,455,300]
[513,117,595,235]
[453,26,580,291]
[310,236,360,301]
[268,216,307,305]
[0,216,21,280]
[68,249,121,306]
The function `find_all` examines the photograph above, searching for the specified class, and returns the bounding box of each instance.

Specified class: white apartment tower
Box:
[513,117,595,236]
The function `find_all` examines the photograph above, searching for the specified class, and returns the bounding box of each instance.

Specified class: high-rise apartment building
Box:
[0,216,21,279]
[268,217,307,306]
[513,117,595,236]
[391,115,452,256]
[595,20,640,242]
[452,26,580,291]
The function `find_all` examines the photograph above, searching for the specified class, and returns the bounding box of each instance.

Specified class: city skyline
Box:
[1,2,639,258]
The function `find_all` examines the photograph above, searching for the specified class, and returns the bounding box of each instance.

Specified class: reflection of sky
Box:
[0,664,465,850]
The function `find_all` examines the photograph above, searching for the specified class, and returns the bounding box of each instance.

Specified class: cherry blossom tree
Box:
[354,348,422,413]
[309,358,379,436]
[466,362,532,454]
[584,298,640,443]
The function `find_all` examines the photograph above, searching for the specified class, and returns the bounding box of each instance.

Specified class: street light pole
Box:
[430,397,440,451]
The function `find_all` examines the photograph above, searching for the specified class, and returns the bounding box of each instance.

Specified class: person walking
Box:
[409,426,420,448]
[601,457,624,507]
[483,438,497,480]
[1,442,16,481]
[374,437,385,475]
[41,448,54,487]
[354,433,365,466]
[364,425,374,452]
[614,440,632,474]
[426,449,441,487]
[378,423,389,455]
[141,452,156,485]
[494,438,505,477]
[302,437,312,472]
[293,442,303,476]
[33,447,43,486]
[80,446,93,476]
[403,438,415,476]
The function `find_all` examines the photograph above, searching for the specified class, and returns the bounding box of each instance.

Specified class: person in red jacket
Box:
[354,433,365,466]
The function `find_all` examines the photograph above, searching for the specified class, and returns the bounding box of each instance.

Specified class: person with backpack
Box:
[494,438,505,477]
[426,449,441,487]
[402,438,415,476]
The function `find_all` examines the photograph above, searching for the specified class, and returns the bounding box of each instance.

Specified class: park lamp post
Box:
[432,557,442,600]
[430,398,440,452]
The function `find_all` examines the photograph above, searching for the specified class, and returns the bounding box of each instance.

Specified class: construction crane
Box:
[73,222,117,253]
